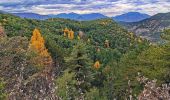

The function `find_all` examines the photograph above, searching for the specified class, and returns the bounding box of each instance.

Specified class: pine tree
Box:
[65,42,93,99]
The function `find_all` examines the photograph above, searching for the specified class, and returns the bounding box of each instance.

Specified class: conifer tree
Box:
[65,42,93,99]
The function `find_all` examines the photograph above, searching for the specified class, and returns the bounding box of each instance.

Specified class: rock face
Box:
[0,36,58,100]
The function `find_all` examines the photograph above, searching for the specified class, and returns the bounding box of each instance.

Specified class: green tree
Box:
[65,41,94,99]
[85,88,107,100]
[56,70,76,100]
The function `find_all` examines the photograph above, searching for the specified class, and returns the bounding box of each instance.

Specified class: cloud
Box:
[0,0,170,16]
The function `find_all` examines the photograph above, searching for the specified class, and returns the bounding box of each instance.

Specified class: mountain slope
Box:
[113,12,150,22]
[122,12,170,42]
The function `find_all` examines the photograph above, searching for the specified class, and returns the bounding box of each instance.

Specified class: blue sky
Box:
[0,0,170,17]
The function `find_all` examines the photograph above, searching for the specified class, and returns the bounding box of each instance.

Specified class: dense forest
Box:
[0,13,170,100]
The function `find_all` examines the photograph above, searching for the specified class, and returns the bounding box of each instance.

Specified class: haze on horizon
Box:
[0,0,170,17]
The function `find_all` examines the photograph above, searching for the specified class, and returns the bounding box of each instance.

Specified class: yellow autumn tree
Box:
[29,28,52,67]
[30,29,45,52]
[63,28,69,37]
[94,61,100,69]
[68,29,74,40]
[63,28,74,40]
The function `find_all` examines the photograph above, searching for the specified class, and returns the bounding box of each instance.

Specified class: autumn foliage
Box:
[63,28,69,37]
[30,29,45,52]
[94,61,100,69]
[68,29,74,40]
[63,28,74,40]
[29,28,52,67]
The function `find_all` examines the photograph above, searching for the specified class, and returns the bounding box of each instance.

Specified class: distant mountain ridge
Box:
[49,13,80,20]
[12,12,108,21]
[12,13,49,20]
[122,12,170,42]
[113,12,150,22]
[48,13,108,21]
[10,12,151,22]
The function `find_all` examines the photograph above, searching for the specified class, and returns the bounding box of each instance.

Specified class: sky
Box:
[0,0,170,17]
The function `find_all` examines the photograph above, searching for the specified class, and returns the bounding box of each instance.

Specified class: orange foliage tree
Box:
[68,29,74,40]
[63,28,74,40]
[94,61,100,69]
[63,28,69,37]
[29,28,52,67]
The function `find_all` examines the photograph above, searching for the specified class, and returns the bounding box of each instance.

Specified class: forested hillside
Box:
[0,13,170,100]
